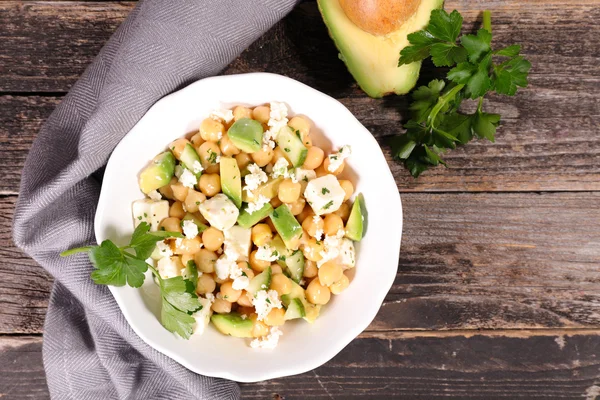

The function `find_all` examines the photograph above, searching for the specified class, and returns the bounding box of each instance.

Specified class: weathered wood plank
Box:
[2,332,600,399]
[2,191,599,334]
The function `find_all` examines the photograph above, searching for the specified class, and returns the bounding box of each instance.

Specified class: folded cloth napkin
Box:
[12,0,299,398]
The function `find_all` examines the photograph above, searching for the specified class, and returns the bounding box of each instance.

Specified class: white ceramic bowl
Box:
[95,73,402,382]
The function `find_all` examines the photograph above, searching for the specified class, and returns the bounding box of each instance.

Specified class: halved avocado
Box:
[317,0,444,98]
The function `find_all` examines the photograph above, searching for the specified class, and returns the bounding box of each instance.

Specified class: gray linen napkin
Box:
[12,0,299,398]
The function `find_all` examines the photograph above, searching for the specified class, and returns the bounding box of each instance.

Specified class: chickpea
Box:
[252,106,271,124]
[318,261,343,287]
[189,131,204,147]
[334,202,351,222]
[238,262,255,281]
[214,273,228,284]
[250,315,270,337]
[170,181,189,202]
[323,156,344,175]
[270,196,282,208]
[251,147,273,167]
[330,273,350,295]
[202,227,224,251]
[323,213,344,236]
[194,249,217,273]
[303,260,318,278]
[212,298,232,314]
[172,237,202,255]
[199,173,221,197]
[181,253,194,266]
[159,177,177,200]
[169,138,191,160]
[302,146,324,170]
[236,152,252,171]
[198,141,221,171]
[288,198,306,216]
[169,201,186,219]
[338,180,354,201]
[200,118,225,142]
[237,291,254,307]
[196,273,216,294]
[237,306,255,317]
[220,134,240,157]
[270,263,283,275]
[278,179,301,203]
[219,281,242,303]
[264,308,286,326]
[302,238,324,262]
[159,217,182,233]
[272,146,288,164]
[306,278,331,305]
[302,134,313,148]
[252,224,272,246]
[233,106,252,121]
[315,164,328,178]
[302,215,324,238]
[184,189,206,213]
[288,116,311,139]
[264,163,274,174]
[250,250,271,272]
[296,205,314,224]
[270,273,292,296]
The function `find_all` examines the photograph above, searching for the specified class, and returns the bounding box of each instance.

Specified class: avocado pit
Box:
[339,0,421,36]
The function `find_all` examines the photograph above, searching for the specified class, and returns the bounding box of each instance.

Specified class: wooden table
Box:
[1,1,599,398]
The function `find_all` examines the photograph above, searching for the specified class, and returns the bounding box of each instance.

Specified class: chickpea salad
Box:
[63,102,366,349]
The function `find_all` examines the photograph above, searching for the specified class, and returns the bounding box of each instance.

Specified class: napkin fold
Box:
[13,0,298,398]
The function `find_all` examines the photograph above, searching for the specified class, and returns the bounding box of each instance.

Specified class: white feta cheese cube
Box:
[224,226,252,260]
[182,219,199,239]
[157,256,182,280]
[132,199,169,231]
[191,296,214,336]
[179,168,197,188]
[303,174,345,216]
[198,194,239,231]
[336,238,356,269]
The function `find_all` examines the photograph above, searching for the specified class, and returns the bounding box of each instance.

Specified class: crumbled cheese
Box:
[271,157,290,179]
[246,194,270,215]
[182,220,199,239]
[156,241,173,258]
[327,145,352,173]
[313,215,321,224]
[179,168,197,188]
[250,326,283,349]
[317,232,345,268]
[205,293,215,303]
[215,255,237,280]
[255,244,279,262]
[241,314,248,320]
[262,102,289,150]
[147,190,162,201]
[192,160,204,175]
[269,102,288,122]
[251,289,282,321]
[175,238,184,248]
[314,229,324,241]
[244,163,268,195]
[210,109,234,124]
[232,275,250,290]
[337,238,356,269]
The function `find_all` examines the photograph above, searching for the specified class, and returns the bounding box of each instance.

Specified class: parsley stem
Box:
[482,10,492,33]
[428,83,465,129]
[60,246,93,257]
[477,97,484,112]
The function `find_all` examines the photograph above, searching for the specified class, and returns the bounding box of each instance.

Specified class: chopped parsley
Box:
[207,150,218,164]
[284,148,291,153]
[303,176,309,182]
[321,187,330,194]
[322,200,334,210]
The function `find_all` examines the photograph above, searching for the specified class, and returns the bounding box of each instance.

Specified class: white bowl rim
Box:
[95,72,402,382]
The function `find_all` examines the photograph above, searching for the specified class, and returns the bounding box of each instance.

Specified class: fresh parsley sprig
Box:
[61,222,203,339]
[393,9,531,177]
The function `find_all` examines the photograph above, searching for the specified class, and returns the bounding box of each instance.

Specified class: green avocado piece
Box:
[246,266,272,296]
[219,156,242,208]
[317,0,444,98]
[139,151,176,194]
[345,193,367,241]
[284,298,306,320]
[242,177,283,203]
[237,202,274,229]
[211,313,254,338]
[180,144,203,178]
[227,118,263,153]
[275,126,308,167]
[270,205,303,250]
[269,235,304,283]
[281,280,321,324]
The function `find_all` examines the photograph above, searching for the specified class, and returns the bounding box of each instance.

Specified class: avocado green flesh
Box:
[211,313,254,338]
[237,203,274,229]
[284,298,306,320]
[275,126,308,167]
[219,156,242,208]
[246,266,272,296]
[270,205,303,250]
[345,193,366,241]
[317,0,444,98]
[139,151,176,194]
[180,144,202,178]
[227,118,263,153]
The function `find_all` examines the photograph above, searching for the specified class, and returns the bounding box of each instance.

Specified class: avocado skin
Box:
[317,0,444,98]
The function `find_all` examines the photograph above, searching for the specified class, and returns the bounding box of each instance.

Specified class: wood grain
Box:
[2,191,599,334]
[3,332,600,399]
[1,2,599,193]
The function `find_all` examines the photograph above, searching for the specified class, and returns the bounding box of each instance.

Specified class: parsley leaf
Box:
[161,276,202,313]
[392,9,530,177]
[161,300,196,340]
